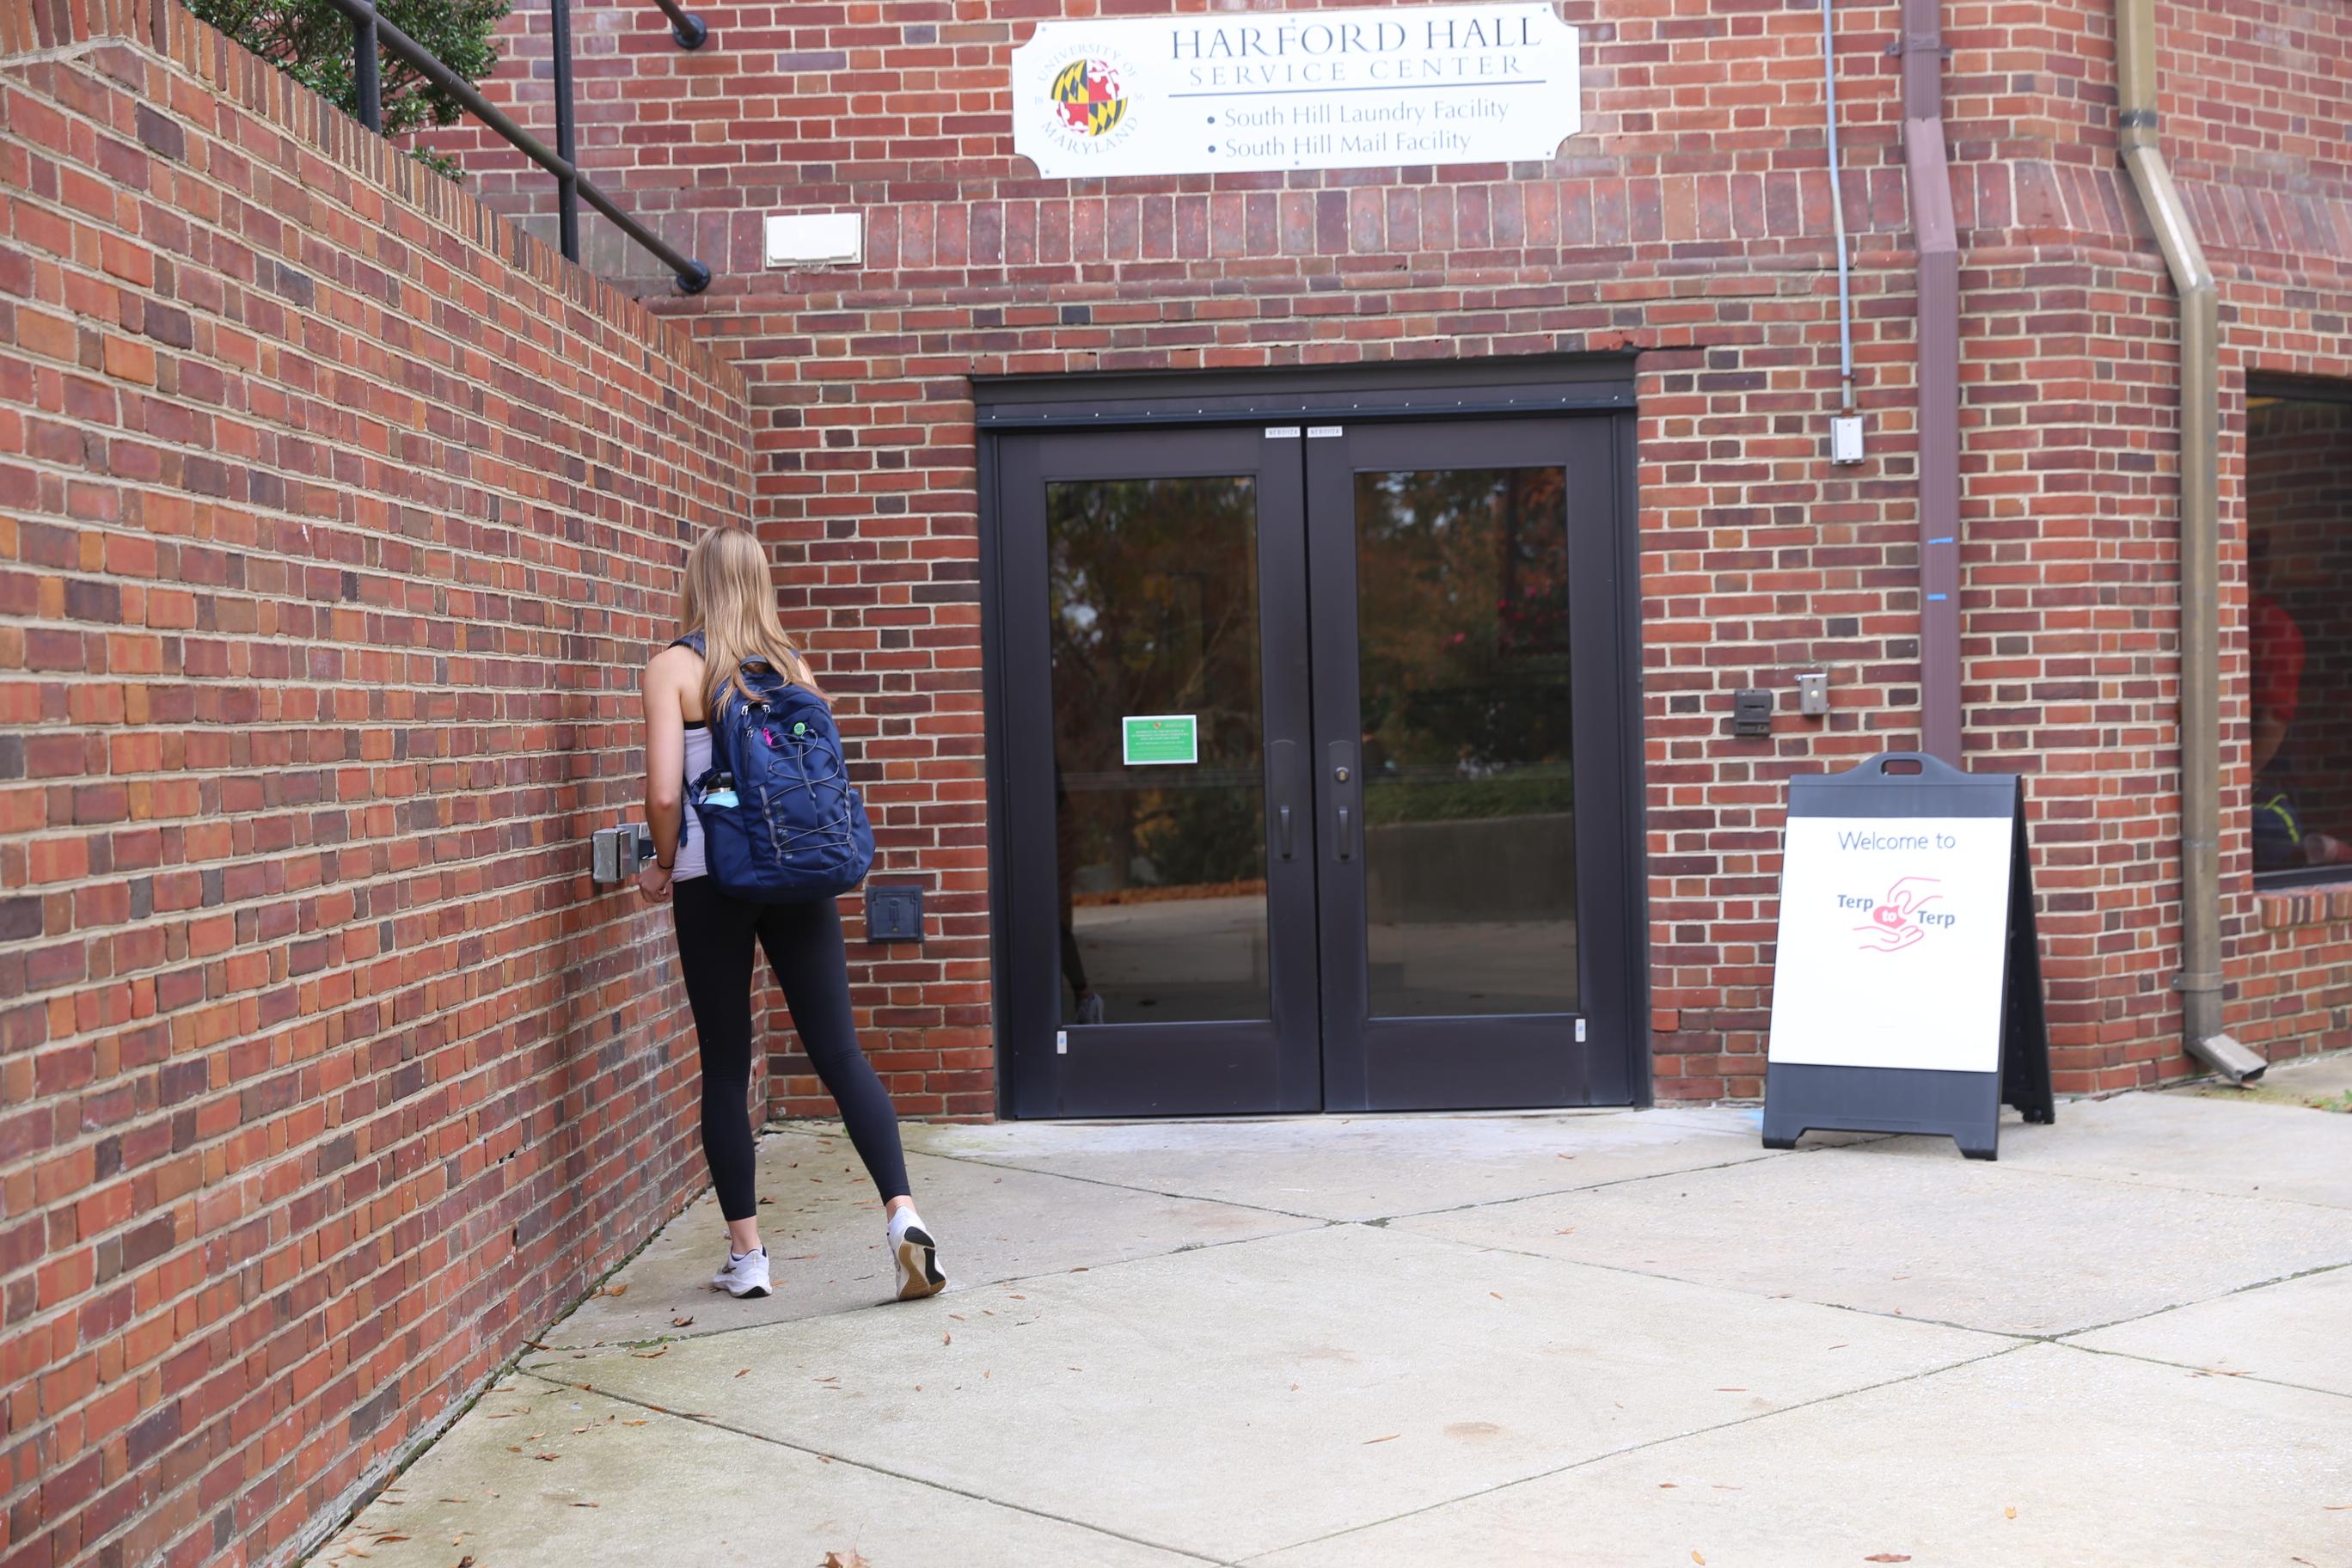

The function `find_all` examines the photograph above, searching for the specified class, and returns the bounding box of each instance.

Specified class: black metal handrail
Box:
[329,0,711,294]
[649,0,707,49]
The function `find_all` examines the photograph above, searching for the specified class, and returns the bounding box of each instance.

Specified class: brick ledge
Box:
[2256,880,2352,931]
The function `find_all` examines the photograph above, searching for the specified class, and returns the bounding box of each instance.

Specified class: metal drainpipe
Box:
[2115,0,2235,1069]
[1899,0,1963,766]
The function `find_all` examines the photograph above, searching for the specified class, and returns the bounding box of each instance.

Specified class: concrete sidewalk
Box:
[320,1067,2351,1567]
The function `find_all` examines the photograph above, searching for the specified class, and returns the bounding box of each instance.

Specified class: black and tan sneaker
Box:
[891,1219,946,1301]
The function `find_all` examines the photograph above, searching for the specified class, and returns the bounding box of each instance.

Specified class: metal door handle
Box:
[1271,739,1298,862]
[1337,805,1354,861]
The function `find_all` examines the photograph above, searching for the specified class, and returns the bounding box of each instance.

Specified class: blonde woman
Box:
[636,526,946,1303]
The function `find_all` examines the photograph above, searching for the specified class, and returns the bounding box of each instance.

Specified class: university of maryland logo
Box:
[1051,58,1127,137]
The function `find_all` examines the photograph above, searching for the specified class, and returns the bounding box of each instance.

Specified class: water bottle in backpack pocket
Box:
[684,645,875,902]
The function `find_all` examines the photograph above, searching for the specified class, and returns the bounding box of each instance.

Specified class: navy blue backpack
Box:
[674,633,875,901]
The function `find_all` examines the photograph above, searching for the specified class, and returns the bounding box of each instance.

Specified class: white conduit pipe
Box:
[1823,0,1855,412]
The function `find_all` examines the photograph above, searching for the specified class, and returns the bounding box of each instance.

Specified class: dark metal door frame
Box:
[991,427,1320,1118]
[1306,417,1638,1111]
[977,360,1647,1118]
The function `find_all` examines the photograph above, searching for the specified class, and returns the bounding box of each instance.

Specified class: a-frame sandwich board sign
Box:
[1761,751,2055,1159]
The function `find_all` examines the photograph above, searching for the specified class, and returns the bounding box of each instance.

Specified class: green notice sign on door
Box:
[1123,714,1198,767]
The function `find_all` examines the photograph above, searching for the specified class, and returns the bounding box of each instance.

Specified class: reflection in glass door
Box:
[1354,467,1580,1020]
[995,427,1320,1119]
[1047,477,1271,1026]
[1310,419,1632,1112]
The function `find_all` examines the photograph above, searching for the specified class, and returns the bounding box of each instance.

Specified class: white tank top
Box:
[673,724,713,881]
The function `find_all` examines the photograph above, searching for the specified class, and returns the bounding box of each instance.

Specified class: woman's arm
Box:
[639,649,691,902]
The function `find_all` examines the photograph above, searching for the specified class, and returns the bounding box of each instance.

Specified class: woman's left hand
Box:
[637,861,674,903]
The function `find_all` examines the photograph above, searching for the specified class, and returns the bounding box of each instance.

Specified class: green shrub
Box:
[188,0,508,177]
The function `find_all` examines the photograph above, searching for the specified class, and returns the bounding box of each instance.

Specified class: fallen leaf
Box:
[1658,1482,1678,1490]
[533,1453,560,1462]
[371,1537,409,1546]
[2005,1507,2018,1520]
[632,1350,668,1359]
[943,1332,952,1344]
[459,1559,476,1568]
[821,1549,872,1567]
[1363,1433,1400,1444]
[623,1420,648,1427]
[570,1502,599,1509]
[671,1316,695,1328]
[1554,1228,1577,1234]
[572,1426,590,1435]
[1864,1557,1911,1564]
[1693,1554,1706,1565]
[1490,1292,1504,1300]
[603,1284,628,1297]
[736,1369,751,1378]
[758,1196,775,1204]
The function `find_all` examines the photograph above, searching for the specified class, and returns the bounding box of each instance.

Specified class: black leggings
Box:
[671,878,911,1222]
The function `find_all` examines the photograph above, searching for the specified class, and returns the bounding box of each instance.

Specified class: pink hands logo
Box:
[1855,876,1942,953]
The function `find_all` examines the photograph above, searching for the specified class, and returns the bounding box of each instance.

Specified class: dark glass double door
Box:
[996,417,1635,1117]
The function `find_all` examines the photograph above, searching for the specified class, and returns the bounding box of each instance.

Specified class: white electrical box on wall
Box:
[1830,414,1866,465]
[765,212,864,268]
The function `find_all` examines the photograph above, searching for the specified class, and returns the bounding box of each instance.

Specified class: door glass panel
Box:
[1049,477,1271,1025]
[1355,467,1579,1017]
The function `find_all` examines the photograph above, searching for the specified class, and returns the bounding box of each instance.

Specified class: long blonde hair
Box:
[679,526,820,716]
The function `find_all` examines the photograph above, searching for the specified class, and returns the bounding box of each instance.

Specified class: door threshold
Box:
[1031,1105,1642,1129]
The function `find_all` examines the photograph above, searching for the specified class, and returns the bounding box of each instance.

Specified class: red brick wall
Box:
[429,0,2352,1103]
[2159,0,2352,1077]
[0,2,750,1564]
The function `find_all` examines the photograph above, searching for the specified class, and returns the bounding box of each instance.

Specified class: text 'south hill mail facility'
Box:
[443,0,2350,1120]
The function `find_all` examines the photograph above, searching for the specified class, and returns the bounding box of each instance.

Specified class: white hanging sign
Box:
[1766,815,2017,1075]
[1010,4,1583,180]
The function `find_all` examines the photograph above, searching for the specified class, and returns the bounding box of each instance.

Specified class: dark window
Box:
[2249,379,2352,885]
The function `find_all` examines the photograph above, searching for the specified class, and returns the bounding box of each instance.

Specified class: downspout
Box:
[1899,0,1963,767]
[2114,0,2238,1072]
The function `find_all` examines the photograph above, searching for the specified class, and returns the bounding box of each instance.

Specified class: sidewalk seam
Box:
[1229,1342,2035,1564]
[514,1369,1225,1564]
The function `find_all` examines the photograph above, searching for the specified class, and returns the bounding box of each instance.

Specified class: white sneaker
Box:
[891,1223,946,1302]
[713,1248,771,1299]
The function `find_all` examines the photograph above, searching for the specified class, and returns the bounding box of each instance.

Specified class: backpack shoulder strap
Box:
[670,630,707,657]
